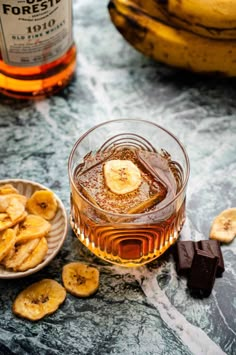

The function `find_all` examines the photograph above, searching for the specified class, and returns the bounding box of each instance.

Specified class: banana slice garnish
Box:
[62,262,100,298]
[26,190,58,220]
[0,229,16,263]
[12,279,66,321]
[16,214,51,244]
[210,208,236,243]
[104,159,142,195]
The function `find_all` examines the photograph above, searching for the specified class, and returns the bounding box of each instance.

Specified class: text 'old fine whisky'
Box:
[0,0,76,99]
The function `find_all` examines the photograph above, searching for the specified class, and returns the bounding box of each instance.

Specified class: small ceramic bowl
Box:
[0,179,68,279]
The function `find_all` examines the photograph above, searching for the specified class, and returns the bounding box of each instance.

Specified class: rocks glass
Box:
[68,119,190,266]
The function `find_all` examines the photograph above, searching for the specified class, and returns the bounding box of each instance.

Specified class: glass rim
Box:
[68,118,190,217]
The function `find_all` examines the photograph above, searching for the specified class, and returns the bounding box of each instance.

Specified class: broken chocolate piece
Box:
[176,241,197,275]
[187,249,219,297]
[199,240,224,277]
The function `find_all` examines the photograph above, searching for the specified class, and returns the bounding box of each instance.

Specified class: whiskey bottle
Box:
[0,0,76,99]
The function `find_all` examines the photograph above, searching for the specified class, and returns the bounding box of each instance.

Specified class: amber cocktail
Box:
[68,119,189,266]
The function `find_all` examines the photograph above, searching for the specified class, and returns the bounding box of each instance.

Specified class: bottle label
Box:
[0,0,73,67]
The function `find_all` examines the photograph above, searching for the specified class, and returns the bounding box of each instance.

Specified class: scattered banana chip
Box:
[12,279,66,321]
[62,262,100,298]
[27,190,58,220]
[104,159,142,195]
[0,229,16,263]
[210,208,236,243]
[0,184,19,195]
[17,237,48,272]
[16,214,51,244]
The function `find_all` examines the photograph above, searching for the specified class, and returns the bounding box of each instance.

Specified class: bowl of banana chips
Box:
[0,179,68,279]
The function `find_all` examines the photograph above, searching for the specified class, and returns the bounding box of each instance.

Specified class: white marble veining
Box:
[0,0,235,354]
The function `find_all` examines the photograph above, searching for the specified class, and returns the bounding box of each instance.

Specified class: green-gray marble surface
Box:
[0,0,236,354]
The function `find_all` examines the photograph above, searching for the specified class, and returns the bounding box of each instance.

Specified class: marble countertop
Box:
[0,0,236,354]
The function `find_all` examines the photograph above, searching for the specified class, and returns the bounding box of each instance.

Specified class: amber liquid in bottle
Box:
[0,0,76,99]
[0,45,76,99]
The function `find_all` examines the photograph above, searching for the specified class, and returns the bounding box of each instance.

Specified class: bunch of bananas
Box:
[108,0,236,76]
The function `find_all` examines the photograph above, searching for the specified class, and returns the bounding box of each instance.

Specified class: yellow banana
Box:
[133,0,236,39]
[168,0,236,31]
[108,0,236,76]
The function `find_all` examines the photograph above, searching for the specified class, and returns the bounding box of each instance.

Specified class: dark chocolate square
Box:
[187,249,219,297]
[199,240,224,277]
[175,241,196,275]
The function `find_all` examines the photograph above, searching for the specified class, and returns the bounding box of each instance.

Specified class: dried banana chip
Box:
[17,237,48,272]
[0,194,27,213]
[0,184,19,195]
[0,213,8,221]
[26,190,58,220]
[12,223,20,234]
[0,212,27,232]
[0,195,10,213]
[210,208,236,243]
[0,228,16,263]
[2,238,40,271]
[0,194,27,231]
[0,184,62,274]
[16,214,51,244]
[6,197,26,222]
[12,279,66,321]
[62,262,100,298]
